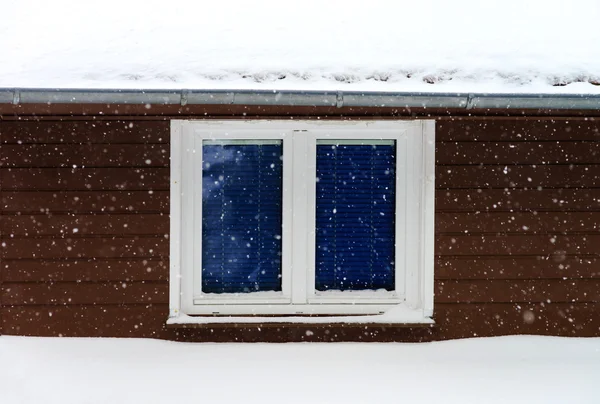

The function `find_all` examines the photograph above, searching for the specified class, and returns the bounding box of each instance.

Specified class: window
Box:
[170,120,435,322]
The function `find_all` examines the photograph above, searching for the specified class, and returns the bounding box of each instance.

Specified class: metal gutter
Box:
[0,88,599,110]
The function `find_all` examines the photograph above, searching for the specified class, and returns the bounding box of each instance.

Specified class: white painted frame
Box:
[170,120,435,319]
[174,121,294,314]
[305,128,409,304]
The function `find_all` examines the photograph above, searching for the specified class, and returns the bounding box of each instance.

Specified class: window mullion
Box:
[291,133,310,305]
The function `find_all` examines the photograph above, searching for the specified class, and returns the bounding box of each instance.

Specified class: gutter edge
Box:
[0,88,599,110]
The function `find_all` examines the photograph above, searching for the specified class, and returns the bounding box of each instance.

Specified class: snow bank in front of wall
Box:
[2,336,600,404]
[1,0,600,94]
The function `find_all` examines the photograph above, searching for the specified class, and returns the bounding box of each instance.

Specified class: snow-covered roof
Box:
[2,0,600,94]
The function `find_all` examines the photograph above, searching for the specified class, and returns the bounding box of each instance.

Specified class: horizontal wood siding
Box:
[0,121,169,144]
[1,191,168,214]
[1,117,599,341]
[434,118,600,341]
[1,144,169,167]
[2,168,170,190]
[2,214,169,236]
[0,120,171,339]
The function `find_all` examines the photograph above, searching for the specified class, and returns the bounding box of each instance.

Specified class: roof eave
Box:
[0,88,599,110]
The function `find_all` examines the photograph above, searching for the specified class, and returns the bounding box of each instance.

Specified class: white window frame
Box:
[170,120,435,321]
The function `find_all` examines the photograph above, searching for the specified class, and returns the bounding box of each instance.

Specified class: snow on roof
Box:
[2,0,600,94]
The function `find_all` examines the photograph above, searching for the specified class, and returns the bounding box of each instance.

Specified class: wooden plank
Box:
[435,279,600,303]
[436,212,600,234]
[0,104,362,118]
[10,278,596,308]
[436,165,600,189]
[2,281,167,305]
[436,189,600,212]
[4,102,600,118]
[436,234,600,255]
[436,141,600,165]
[0,237,168,259]
[41,201,600,241]
[436,119,600,142]
[1,191,169,214]
[0,120,169,144]
[435,256,600,280]
[1,168,170,191]
[1,305,170,338]
[1,144,169,167]
[0,304,427,341]
[2,214,169,236]
[3,303,599,339]
[2,259,167,282]
[433,302,600,339]
[2,119,596,144]
[6,167,598,192]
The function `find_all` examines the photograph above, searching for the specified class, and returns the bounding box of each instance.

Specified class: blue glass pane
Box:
[202,142,283,293]
[315,143,396,291]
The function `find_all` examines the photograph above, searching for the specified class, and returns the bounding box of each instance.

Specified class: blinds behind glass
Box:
[315,141,396,291]
[201,141,283,293]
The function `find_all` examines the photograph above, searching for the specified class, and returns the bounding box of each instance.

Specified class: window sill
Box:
[166,306,434,328]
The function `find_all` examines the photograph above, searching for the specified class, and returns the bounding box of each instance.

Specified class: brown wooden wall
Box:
[1,117,599,341]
